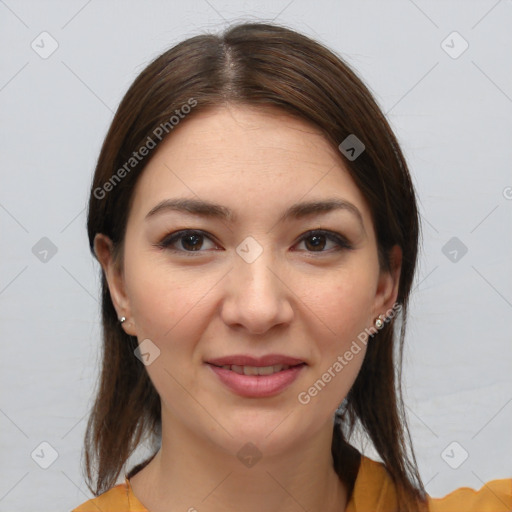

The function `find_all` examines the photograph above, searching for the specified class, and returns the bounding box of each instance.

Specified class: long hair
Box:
[85,22,426,512]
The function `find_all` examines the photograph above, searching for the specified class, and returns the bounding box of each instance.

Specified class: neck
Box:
[129,413,352,512]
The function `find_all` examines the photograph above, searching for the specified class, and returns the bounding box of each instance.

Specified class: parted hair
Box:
[85,22,427,512]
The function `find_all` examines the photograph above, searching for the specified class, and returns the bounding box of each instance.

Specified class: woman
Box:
[72,22,511,512]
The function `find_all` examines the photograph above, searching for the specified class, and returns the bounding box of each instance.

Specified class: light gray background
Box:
[1,1,511,510]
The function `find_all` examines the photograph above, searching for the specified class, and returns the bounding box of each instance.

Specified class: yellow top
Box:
[72,455,512,512]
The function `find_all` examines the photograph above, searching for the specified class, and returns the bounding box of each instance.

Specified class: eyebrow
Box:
[145,197,365,230]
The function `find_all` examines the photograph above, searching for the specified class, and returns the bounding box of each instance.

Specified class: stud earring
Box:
[375,315,385,329]
[119,316,126,324]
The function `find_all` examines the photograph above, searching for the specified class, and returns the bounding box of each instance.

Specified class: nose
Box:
[220,246,294,335]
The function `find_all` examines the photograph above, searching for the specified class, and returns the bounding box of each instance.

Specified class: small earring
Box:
[119,316,126,324]
[375,315,385,329]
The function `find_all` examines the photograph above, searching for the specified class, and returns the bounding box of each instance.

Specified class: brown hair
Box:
[85,22,427,511]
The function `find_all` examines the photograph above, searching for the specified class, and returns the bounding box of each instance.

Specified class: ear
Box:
[372,245,402,320]
[93,233,137,336]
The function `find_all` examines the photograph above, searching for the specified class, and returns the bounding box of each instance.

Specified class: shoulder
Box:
[349,455,512,512]
[427,477,512,512]
[71,478,148,512]
[347,455,399,511]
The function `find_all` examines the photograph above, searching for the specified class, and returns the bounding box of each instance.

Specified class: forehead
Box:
[128,105,371,223]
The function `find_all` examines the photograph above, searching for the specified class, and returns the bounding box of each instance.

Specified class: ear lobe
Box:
[93,233,134,333]
[373,245,402,317]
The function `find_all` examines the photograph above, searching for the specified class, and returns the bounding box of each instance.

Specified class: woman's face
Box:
[97,105,400,459]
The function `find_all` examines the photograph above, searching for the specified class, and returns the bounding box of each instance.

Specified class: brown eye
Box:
[180,233,204,251]
[295,230,352,253]
[158,230,218,253]
[304,234,327,251]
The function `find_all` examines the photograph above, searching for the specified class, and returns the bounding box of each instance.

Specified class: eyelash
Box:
[155,229,353,256]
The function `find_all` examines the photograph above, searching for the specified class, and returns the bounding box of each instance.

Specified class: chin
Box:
[207,407,322,459]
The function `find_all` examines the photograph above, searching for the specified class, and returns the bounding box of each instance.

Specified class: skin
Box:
[94,104,402,512]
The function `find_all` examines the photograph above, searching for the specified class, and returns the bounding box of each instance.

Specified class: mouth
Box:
[208,363,304,376]
[205,355,307,398]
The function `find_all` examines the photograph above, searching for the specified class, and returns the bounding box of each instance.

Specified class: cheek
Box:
[123,257,216,399]
[124,250,220,349]
[303,264,377,341]
[295,273,375,414]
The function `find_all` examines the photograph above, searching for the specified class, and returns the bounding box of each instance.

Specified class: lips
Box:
[217,363,294,376]
[206,354,305,367]
[205,354,306,398]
